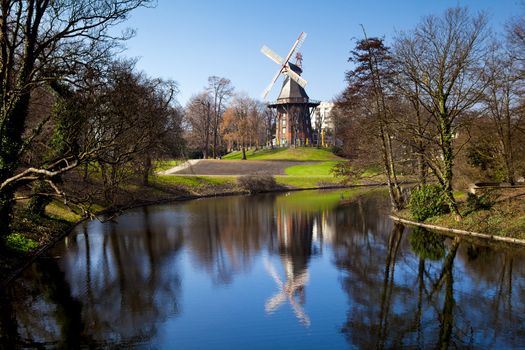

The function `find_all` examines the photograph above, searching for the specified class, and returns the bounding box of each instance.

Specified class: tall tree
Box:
[478,47,524,184]
[207,76,233,158]
[0,0,151,243]
[337,35,404,210]
[185,92,213,159]
[394,7,490,218]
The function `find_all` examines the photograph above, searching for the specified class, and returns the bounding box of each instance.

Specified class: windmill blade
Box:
[295,32,307,52]
[283,65,308,88]
[261,32,307,100]
[282,32,307,67]
[265,292,287,313]
[264,257,284,288]
[289,298,311,327]
[261,45,283,65]
[262,67,283,100]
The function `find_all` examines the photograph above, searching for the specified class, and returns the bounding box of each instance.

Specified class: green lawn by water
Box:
[222,147,343,161]
[284,161,341,176]
[156,148,347,189]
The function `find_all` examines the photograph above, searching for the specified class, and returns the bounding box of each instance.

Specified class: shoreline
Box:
[390,214,525,246]
[11,179,520,289]
[1,181,382,288]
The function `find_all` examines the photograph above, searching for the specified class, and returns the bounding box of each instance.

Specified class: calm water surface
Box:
[1,189,525,349]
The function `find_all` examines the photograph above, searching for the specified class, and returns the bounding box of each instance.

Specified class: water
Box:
[1,189,525,349]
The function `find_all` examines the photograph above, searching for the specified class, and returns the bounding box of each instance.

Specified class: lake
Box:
[1,188,525,349]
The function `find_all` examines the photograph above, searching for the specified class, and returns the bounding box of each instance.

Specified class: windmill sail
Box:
[261,32,308,100]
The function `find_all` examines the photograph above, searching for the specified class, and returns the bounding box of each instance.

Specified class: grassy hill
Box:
[222,147,343,161]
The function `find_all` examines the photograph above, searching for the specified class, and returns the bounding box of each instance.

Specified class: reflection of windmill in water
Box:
[264,257,310,327]
[264,208,317,327]
[261,32,320,147]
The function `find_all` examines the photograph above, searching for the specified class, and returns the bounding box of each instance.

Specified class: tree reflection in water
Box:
[335,201,525,349]
[0,206,184,347]
[2,190,525,348]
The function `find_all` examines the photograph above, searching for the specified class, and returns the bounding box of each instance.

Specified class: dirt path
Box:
[162,159,319,176]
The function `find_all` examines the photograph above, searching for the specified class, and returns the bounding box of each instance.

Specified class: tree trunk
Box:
[379,123,402,211]
[440,116,461,219]
[0,92,32,245]
[241,142,247,160]
[385,130,403,205]
[0,189,14,248]
[504,119,515,185]
[417,151,427,185]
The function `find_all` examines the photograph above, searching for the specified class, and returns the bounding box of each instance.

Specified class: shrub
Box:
[409,184,449,221]
[7,233,39,253]
[237,175,279,194]
[465,191,497,214]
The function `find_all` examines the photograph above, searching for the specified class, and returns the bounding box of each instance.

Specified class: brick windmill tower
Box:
[261,32,320,146]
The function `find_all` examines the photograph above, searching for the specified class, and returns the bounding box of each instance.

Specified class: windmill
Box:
[261,32,320,147]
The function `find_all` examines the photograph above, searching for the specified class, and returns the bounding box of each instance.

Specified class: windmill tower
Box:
[261,32,320,147]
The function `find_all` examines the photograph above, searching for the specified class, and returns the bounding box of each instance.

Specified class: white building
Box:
[310,101,335,146]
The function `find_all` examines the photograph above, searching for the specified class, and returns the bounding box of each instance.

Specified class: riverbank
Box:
[394,187,525,243]
[1,171,374,288]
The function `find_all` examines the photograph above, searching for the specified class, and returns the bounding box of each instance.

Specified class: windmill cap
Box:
[287,62,302,75]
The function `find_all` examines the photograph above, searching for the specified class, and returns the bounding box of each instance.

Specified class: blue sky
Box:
[116,0,524,105]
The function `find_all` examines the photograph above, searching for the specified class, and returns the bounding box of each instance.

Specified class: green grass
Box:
[453,190,467,201]
[45,202,83,222]
[155,159,185,172]
[401,190,525,240]
[153,175,237,189]
[361,165,383,177]
[7,232,39,253]
[222,147,343,161]
[285,161,342,176]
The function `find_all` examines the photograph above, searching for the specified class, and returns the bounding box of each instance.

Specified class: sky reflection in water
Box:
[1,188,525,349]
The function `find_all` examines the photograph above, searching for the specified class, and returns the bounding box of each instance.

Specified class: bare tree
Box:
[478,47,525,184]
[394,7,490,218]
[260,103,275,149]
[207,76,233,158]
[392,69,435,186]
[185,92,213,159]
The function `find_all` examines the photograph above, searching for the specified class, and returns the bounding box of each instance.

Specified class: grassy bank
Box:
[284,161,342,176]
[399,189,525,240]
